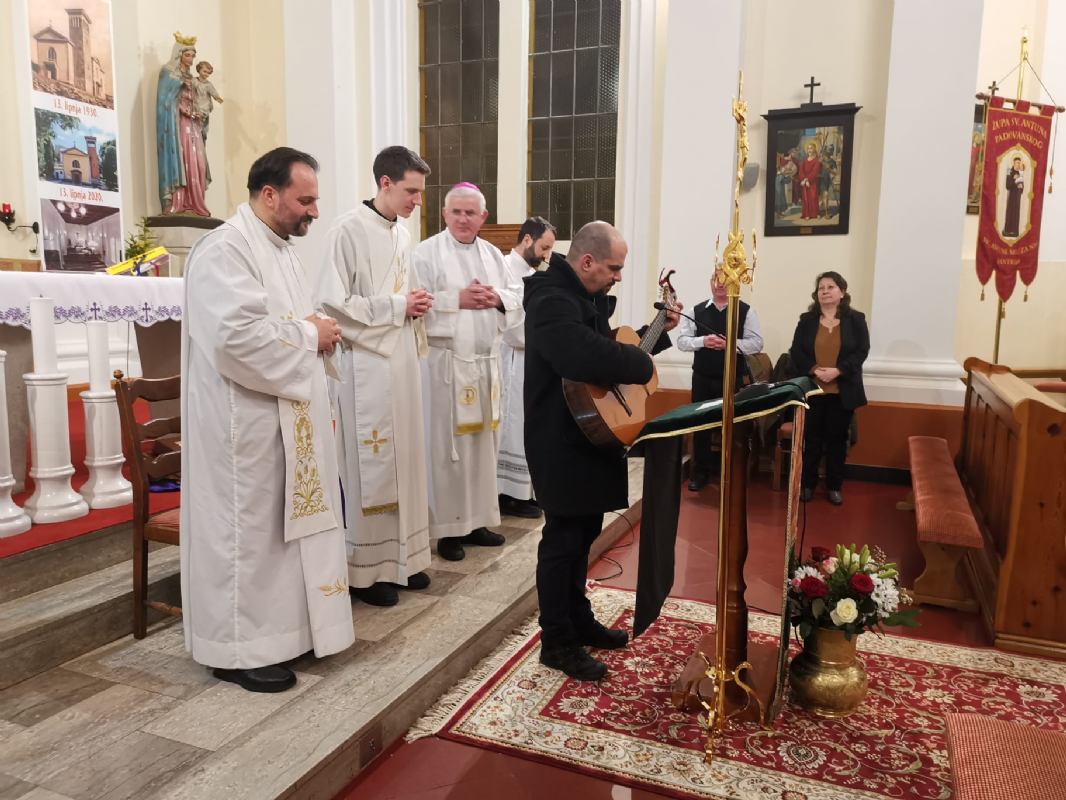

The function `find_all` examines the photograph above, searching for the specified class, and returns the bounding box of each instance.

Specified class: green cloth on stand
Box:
[630,378,819,450]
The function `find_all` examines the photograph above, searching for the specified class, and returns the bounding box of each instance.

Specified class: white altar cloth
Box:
[0,273,183,328]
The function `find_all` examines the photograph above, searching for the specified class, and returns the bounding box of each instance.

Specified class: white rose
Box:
[830,598,859,625]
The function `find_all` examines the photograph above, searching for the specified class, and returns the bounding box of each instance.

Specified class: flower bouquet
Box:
[788,543,919,640]
[786,544,919,715]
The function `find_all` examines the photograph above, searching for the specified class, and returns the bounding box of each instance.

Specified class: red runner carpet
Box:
[412,587,1066,800]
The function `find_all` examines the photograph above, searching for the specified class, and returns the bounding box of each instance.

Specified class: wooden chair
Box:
[113,369,182,639]
[771,421,794,491]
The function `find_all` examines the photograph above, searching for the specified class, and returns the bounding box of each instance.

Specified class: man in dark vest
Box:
[676,266,763,491]
[524,221,677,681]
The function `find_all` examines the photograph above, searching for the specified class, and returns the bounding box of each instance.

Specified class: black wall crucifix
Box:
[804,76,821,105]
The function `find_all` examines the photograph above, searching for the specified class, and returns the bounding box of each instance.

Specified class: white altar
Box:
[0,272,183,494]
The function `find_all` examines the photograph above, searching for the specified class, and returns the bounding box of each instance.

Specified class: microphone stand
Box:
[654,302,754,386]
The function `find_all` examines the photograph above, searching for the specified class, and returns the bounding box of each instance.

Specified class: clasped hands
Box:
[702,334,727,350]
[459,279,502,311]
[306,314,342,355]
[406,288,434,318]
[812,366,841,382]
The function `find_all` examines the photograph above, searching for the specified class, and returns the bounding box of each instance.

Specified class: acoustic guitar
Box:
[562,270,678,449]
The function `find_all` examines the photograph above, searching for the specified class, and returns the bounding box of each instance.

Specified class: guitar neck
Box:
[638,309,669,353]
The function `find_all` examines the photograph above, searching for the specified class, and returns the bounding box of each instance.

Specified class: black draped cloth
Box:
[629,378,817,638]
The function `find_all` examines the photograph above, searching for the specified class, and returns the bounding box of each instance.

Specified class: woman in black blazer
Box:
[789,271,869,505]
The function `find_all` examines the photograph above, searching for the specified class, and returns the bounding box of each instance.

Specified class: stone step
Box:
[0,546,181,691]
[0,523,140,605]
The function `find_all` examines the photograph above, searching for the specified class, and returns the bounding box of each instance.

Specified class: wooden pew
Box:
[958,358,1066,658]
[908,436,982,611]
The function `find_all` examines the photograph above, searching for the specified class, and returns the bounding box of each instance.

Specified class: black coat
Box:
[788,309,870,411]
[523,257,665,515]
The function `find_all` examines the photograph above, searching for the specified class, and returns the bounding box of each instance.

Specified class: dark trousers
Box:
[801,393,853,491]
[691,371,741,473]
[537,512,604,650]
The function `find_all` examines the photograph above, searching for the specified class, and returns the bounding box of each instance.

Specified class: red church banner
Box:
[976,97,1054,302]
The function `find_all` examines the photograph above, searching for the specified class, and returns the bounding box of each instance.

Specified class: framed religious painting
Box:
[966,103,986,214]
[762,102,861,236]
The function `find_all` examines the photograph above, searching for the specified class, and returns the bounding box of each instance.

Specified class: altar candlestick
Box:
[29,297,58,374]
[86,321,110,393]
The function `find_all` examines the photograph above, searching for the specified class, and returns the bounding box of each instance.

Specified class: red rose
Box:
[850,573,875,594]
[799,576,828,599]
[811,546,832,562]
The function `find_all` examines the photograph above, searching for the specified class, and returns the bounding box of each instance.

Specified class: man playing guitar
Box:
[523,221,679,681]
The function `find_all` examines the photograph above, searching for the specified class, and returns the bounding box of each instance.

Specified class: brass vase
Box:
[788,626,868,717]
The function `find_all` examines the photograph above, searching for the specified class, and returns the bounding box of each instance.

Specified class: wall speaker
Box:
[741,162,760,191]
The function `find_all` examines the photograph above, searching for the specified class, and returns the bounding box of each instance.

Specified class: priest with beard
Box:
[497,216,556,519]
[181,147,354,693]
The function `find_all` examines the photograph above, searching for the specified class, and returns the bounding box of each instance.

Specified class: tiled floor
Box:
[0,515,549,800]
[340,475,989,799]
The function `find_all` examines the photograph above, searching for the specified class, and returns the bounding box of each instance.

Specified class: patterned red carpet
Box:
[410,587,1066,800]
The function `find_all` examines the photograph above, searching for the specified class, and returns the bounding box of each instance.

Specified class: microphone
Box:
[653,302,719,335]
[653,302,755,384]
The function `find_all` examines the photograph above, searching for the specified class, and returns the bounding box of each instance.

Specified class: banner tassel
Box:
[980,286,985,301]
[1024,287,1029,301]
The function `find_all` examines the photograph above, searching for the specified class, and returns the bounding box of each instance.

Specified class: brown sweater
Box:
[814,323,841,393]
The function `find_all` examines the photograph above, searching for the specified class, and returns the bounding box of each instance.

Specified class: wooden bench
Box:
[907,435,982,612]
[946,713,1066,799]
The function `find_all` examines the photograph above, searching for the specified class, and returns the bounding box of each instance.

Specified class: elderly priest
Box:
[181,147,355,693]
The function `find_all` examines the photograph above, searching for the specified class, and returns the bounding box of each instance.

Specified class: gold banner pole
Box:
[993,33,1029,363]
[699,71,760,762]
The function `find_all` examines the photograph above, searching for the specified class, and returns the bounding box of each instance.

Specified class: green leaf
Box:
[799,621,813,639]
[812,598,825,619]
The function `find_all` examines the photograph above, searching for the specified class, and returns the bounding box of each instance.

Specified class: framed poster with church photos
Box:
[762,102,860,237]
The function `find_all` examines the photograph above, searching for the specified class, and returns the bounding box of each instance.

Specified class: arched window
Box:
[528,0,620,239]
[72,159,80,168]
[48,47,57,61]
[420,0,500,237]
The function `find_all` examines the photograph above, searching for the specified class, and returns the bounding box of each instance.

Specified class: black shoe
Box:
[350,582,399,607]
[213,664,297,693]
[499,494,543,519]
[402,571,431,590]
[461,527,506,547]
[580,624,629,650]
[540,645,608,681]
[827,490,843,506]
[800,487,814,502]
[437,537,466,561]
[687,471,708,492]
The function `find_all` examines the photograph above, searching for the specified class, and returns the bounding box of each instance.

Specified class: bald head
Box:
[566,221,628,295]
[567,221,622,266]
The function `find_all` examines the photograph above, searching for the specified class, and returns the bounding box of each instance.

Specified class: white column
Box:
[652,0,745,388]
[282,0,362,283]
[368,0,413,155]
[865,0,984,405]
[1037,0,1066,261]
[0,351,31,538]
[23,298,88,523]
[612,0,661,329]
[79,322,132,509]
[369,0,422,240]
[496,0,531,224]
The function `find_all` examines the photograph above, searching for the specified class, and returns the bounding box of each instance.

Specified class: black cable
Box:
[588,509,637,581]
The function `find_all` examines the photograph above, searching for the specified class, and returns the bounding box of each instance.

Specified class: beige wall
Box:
[734,0,894,363]
[1,7,32,259]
